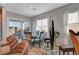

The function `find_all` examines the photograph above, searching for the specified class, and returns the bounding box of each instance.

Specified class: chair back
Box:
[39,32,44,41]
[25,32,32,41]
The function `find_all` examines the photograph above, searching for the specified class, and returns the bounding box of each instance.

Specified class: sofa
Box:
[11,40,29,55]
[0,46,10,55]
[1,35,18,48]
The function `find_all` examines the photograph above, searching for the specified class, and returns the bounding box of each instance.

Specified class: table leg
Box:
[68,52,69,55]
[73,51,74,55]
[59,48,60,55]
[63,51,65,55]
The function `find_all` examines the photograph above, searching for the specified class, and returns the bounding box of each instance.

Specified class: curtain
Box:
[63,13,70,45]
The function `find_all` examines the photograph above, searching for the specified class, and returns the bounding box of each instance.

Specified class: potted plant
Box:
[54,31,60,39]
[54,31,60,46]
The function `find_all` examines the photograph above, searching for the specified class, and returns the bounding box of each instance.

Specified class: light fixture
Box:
[30,6,37,10]
[25,6,37,12]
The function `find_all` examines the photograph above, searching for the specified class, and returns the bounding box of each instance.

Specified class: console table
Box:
[59,45,75,55]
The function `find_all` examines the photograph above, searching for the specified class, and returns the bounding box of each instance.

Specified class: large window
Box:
[67,11,79,34]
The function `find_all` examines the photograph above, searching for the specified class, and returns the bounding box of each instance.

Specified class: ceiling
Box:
[5,3,69,17]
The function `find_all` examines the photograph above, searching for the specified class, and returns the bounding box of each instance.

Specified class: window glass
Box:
[8,20,21,36]
[68,11,78,24]
[23,22,30,32]
[36,19,48,32]
[67,11,79,33]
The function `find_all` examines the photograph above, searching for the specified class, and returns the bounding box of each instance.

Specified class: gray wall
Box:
[31,3,79,44]
[6,11,31,21]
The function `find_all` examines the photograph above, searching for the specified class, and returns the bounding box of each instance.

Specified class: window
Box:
[8,19,31,36]
[67,11,79,34]
[68,11,79,24]
[23,22,30,32]
[8,20,21,36]
[36,19,48,32]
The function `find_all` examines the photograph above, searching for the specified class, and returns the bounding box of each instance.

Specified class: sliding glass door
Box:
[8,19,31,36]
[8,20,21,36]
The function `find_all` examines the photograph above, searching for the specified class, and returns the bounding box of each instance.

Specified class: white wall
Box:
[31,3,79,45]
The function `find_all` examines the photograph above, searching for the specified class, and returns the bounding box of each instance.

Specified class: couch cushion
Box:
[0,46,10,55]
[1,40,8,46]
